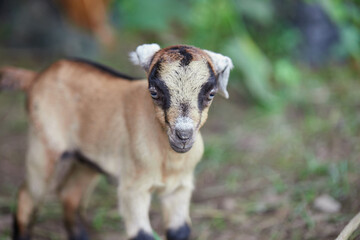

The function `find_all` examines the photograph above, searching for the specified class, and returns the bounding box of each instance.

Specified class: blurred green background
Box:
[0,0,360,239]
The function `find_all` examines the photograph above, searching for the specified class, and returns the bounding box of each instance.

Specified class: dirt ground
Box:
[1,59,360,240]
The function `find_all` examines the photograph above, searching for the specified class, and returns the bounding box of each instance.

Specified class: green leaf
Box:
[274,59,301,86]
[153,231,162,240]
[235,0,274,25]
[224,36,278,107]
[118,0,189,31]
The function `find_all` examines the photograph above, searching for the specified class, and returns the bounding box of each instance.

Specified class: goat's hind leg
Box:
[13,129,61,240]
[58,161,99,240]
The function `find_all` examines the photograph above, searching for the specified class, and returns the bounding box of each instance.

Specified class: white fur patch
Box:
[161,60,210,107]
[204,50,234,99]
[175,117,194,130]
[129,43,161,70]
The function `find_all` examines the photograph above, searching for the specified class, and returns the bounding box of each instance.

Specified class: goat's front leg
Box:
[161,185,192,240]
[119,186,154,240]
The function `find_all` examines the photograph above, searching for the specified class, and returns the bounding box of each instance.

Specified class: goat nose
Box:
[176,129,193,140]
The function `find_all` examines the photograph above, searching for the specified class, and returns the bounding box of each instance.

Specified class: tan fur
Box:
[16,184,34,234]
[10,60,203,238]
[59,162,99,238]
[5,44,232,239]
[0,66,36,91]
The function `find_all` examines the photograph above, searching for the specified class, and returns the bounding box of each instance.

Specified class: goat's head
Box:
[130,44,233,153]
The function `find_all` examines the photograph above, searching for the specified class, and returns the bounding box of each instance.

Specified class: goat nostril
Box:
[175,129,193,140]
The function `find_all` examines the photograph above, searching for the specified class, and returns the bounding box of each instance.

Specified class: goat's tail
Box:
[0,66,37,91]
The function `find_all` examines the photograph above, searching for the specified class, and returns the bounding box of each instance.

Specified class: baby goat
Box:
[1,44,233,240]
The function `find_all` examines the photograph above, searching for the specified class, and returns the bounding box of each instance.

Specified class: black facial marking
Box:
[169,46,193,66]
[198,63,217,111]
[179,48,193,66]
[180,103,189,116]
[149,59,162,79]
[166,223,191,240]
[164,110,170,126]
[130,230,155,240]
[69,58,137,80]
[148,60,171,111]
[207,61,217,83]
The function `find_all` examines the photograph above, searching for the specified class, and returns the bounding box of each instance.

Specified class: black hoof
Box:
[12,214,31,240]
[129,230,155,240]
[65,216,89,240]
[68,225,89,240]
[166,223,191,240]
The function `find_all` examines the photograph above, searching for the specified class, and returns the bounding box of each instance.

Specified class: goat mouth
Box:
[169,141,192,153]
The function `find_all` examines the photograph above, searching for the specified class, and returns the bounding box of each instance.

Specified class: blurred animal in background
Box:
[0,44,233,240]
[59,0,114,46]
[0,0,114,56]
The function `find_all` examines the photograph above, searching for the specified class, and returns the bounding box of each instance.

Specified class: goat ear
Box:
[204,50,233,99]
[129,43,161,71]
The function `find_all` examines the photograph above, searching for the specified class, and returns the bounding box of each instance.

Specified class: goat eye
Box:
[207,91,216,101]
[149,89,159,99]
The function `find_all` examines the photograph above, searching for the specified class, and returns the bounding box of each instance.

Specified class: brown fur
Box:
[149,45,215,71]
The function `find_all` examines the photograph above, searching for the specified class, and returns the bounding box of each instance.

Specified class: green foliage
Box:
[271,175,288,194]
[92,207,108,230]
[274,59,301,87]
[210,217,226,230]
[224,37,277,107]
[320,0,360,60]
[328,161,350,198]
[153,231,162,240]
[115,0,189,31]
[187,0,280,107]
[235,0,274,25]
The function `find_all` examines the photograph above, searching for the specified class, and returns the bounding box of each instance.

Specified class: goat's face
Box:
[148,47,215,153]
[130,44,233,153]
